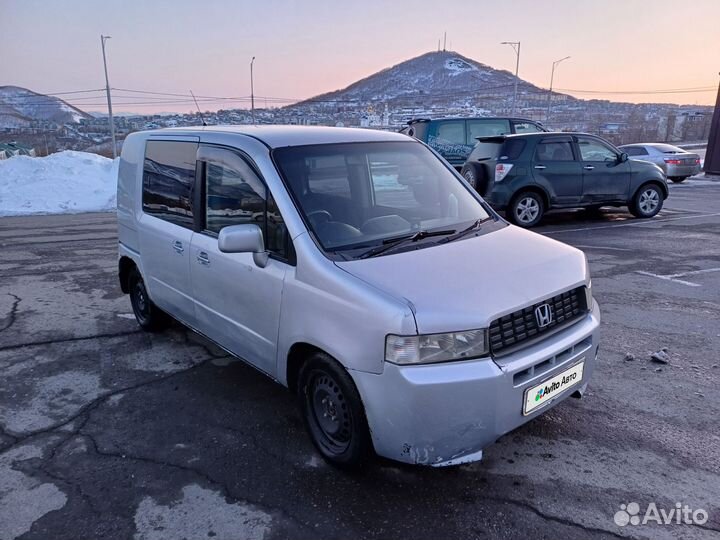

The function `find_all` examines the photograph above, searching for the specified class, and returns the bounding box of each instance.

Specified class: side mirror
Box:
[218,224,269,267]
[619,152,629,163]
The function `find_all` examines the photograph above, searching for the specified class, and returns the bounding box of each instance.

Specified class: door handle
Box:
[583,165,595,171]
[196,252,210,265]
[172,241,184,254]
[534,165,546,170]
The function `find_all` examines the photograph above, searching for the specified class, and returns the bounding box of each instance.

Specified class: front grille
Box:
[489,287,588,355]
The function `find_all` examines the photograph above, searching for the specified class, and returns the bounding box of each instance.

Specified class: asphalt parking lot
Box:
[1,178,719,540]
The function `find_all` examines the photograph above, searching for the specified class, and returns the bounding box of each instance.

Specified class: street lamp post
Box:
[250,56,256,124]
[501,41,521,115]
[100,35,116,158]
[546,56,571,124]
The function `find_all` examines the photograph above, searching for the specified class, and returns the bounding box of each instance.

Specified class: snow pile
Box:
[0,151,118,216]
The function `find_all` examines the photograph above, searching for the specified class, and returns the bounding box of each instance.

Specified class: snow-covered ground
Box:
[0,151,118,216]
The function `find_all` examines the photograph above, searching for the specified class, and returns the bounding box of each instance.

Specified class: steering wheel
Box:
[307,210,333,225]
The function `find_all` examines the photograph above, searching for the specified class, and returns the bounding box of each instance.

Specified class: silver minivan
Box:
[117,126,600,468]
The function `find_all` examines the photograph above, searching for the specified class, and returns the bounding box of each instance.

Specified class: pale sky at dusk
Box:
[2,0,719,113]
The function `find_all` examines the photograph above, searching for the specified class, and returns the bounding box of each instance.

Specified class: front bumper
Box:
[351,300,600,466]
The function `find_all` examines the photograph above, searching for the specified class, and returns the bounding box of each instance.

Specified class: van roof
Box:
[141,125,410,148]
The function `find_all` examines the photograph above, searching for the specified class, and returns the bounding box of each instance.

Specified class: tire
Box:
[670,176,687,183]
[630,183,664,218]
[507,191,545,228]
[298,352,372,469]
[460,162,487,193]
[128,267,169,331]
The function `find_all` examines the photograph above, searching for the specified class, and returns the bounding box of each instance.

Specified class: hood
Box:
[335,225,588,334]
[631,159,665,174]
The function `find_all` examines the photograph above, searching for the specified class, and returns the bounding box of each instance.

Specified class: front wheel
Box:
[507,191,545,228]
[630,184,663,218]
[298,353,372,469]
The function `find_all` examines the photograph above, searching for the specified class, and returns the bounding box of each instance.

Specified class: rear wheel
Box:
[669,176,687,183]
[298,353,372,469]
[128,268,169,331]
[630,183,663,218]
[507,191,544,228]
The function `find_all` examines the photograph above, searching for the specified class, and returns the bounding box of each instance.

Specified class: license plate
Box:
[523,361,584,415]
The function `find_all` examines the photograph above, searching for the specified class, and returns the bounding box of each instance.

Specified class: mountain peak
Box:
[0,86,92,128]
[293,49,538,109]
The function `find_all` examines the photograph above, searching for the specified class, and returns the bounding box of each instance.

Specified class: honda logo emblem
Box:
[535,304,554,328]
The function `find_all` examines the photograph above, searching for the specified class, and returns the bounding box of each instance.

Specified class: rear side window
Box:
[468,119,511,141]
[433,121,466,145]
[499,139,527,160]
[535,141,574,161]
[624,146,648,156]
[512,121,544,134]
[142,140,197,228]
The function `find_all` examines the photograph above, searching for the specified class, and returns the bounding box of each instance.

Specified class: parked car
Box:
[117,125,599,468]
[618,143,702,183]
[463,132,668,227]
[400,117,547,172]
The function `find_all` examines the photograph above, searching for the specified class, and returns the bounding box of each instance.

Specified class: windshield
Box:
[273,141,493,256]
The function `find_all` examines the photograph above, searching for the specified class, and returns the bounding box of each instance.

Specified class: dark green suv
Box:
[400,117,546,169]
[465,132,669,227]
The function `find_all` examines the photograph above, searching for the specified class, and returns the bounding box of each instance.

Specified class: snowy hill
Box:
[0,151,117,216]
[0,86,92,128]
[293,50,565,110]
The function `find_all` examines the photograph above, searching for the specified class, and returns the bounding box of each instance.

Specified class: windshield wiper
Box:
[357,228,456,259]
[438,217,492,244]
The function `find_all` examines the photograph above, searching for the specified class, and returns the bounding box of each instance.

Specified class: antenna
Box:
[190,90,207,126]
[443,32,447,52]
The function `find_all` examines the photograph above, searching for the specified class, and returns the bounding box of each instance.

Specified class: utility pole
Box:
[250,56,256,124]
[100,35,116,158]
[501,41,521,116]
[546,56,571,124]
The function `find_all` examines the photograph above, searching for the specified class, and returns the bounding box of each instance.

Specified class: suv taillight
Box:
[495,163,514,182]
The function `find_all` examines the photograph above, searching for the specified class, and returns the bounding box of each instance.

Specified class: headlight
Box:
[385,329,488,365]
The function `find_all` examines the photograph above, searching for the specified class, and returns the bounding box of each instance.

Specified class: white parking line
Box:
[635,271,701,287]
[635,267,720,288]
[668,267,720,278]
[543,211,720,235]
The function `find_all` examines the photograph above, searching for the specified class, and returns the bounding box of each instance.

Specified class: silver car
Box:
[619,143,701,183]
[117,126,600,468]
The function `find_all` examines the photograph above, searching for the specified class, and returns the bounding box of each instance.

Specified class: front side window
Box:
[205,162,265,233]
[535,141,574,161]
[202,148,291,260]
[142,140,197,228]
[468,119,511,141]
[577,138,618,162]
[273,142,493,257]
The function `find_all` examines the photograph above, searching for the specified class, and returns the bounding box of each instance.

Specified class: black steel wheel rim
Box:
[132,280,150,323]
[306,370,352,455]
